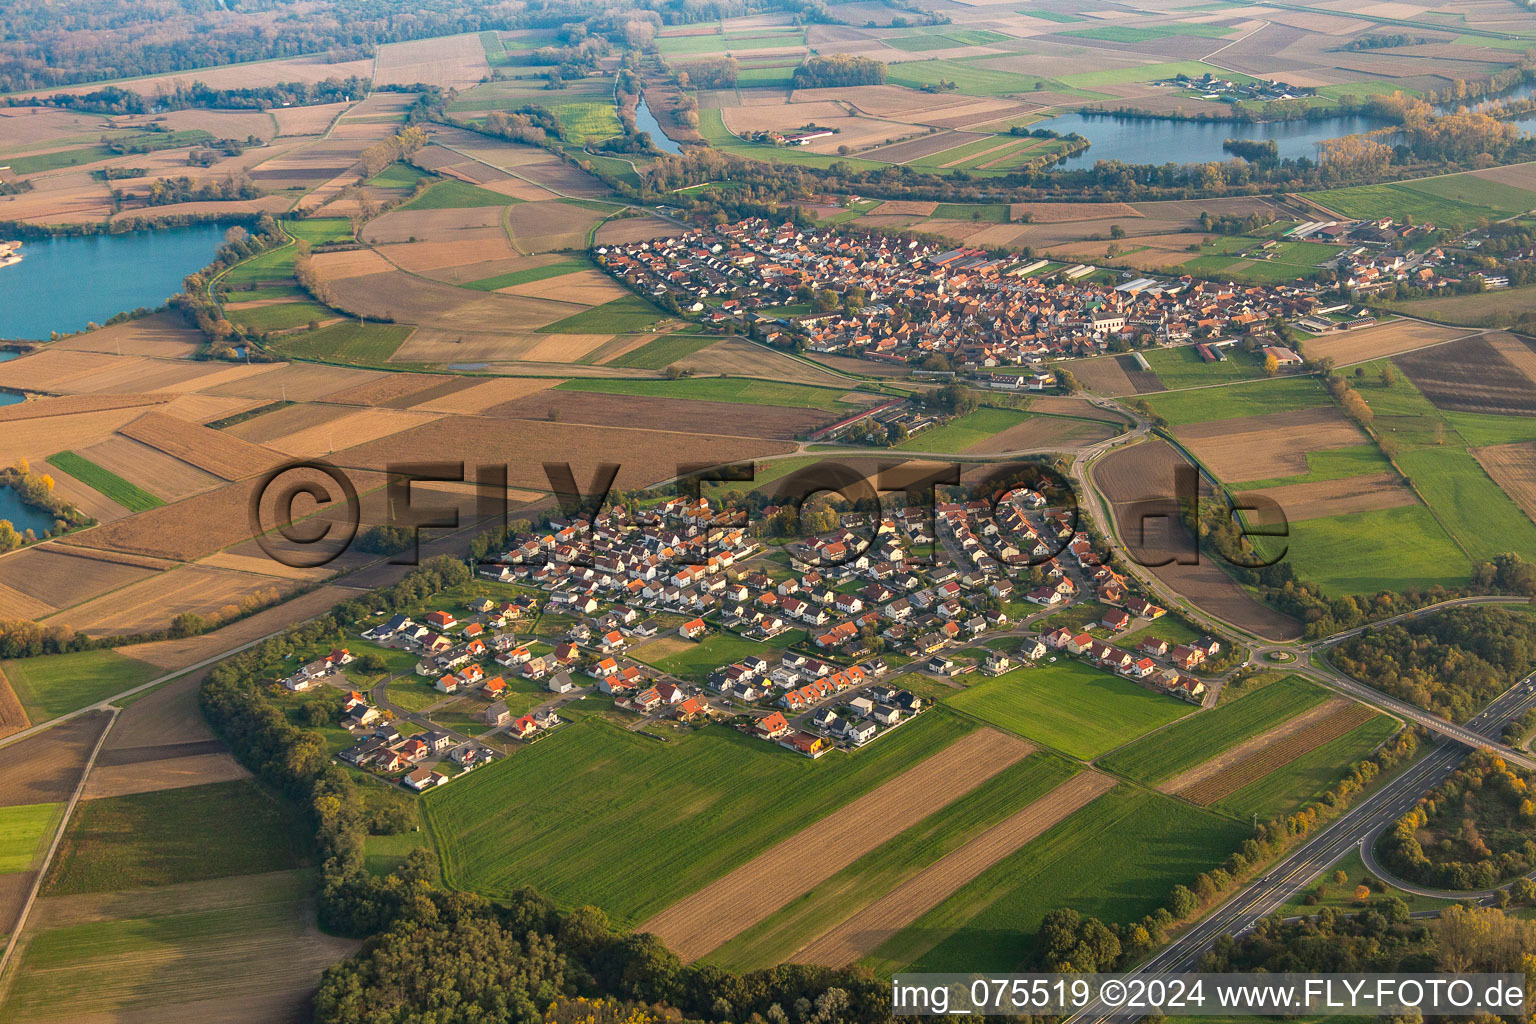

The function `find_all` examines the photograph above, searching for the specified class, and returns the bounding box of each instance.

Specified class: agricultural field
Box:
[1210,712,1398,820]
[896,407,1030,452]
[1146,377,1332,427]
[424,709,981,926]
[1141,346,1268,390]
[0,650,161,723]
[44,451,164,512]
[1098,676,1330,785]
[555,377,867,413]
[946,660,1192,760]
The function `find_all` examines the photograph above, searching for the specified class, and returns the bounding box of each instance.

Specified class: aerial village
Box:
[283,482,1230,790]
[595,216,1479,370]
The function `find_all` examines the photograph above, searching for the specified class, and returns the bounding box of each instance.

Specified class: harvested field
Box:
[1472,441,1536,523]
[962,415,1117,454]
[789,770,1115,968]
[204,363,386,402]
[385,237,522,276]
[83,751,249,800]
[1070,355,1142,397]
[673,337,864,388]
[9,56,372,102]
[103,673,212,750]
[65,357,226,395]
[362,205,504,244]
[374,32,491,90]
[639,728,1034,961]
[272,101,350,136]
[160,392,268,426]
[1028,395,1129,423]
[1486,331,1536,385]
[1243,472,1417,522]
[1178,703,1377,805]
[118,410,279,481]
[0,350,138,392]
[502,268,629,305]
[487,390,829,440]
[505,202,607,254]
[0,713,111,808]
[1011,201,1142,223]
[595,216,677,245]
[1471,162,1536,193]
[320,373,465,407]
[195,549,335,582]
[49,313,202,359]
[0,546,157,616]
[42,565,292,638]
[1161,698,1349,796]
[0,581,53,621]
[1300,322,1471,365]
[872,200,939,216]
[1396,333,1536,416]
[309,247,394,280]
[223,402,353,445]
[324,269,583,331]
[332,414,794,492]
[118,585,353,673]
[1177,407,1368,482]
[40,462,132,525]
[74,436,223,502]
[0,393,170,423]
[0,407,165,465]
[265,406,442,458]
[1094,440,1302,640]
[0,668,27,740]
[415,376,561,413]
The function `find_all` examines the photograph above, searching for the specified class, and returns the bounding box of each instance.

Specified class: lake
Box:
[0,485,56,537]
[637,94,684,156]
[1047,111,1394,169]
[0,223,227,341]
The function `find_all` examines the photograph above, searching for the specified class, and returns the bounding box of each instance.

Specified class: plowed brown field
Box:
[119,411,279,480]
[1178,703,1378,806]
[638,728,1033,962]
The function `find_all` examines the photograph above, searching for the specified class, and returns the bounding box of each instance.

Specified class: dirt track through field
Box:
[789,770,1114,967]
[1160,698,1348,796]
[1177,702,1377,806]
[638,728,1033,962]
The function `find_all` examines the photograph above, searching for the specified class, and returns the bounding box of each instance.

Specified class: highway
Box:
[1066,676,1536,1024]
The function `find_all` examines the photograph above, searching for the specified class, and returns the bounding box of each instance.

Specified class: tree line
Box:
[9,77,369,116]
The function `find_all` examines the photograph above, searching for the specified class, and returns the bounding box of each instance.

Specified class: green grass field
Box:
[1388,284,1536,327]
[1062,24,1232,42]
[1097,676,1328,784]
[366,162,432,188]
[896,407,1030,452]
[224,300,334,333]
[947,660,1192,759]
[555,377,863,413]
[1313,178,1531,229]
[423,710,976,925]
[1142,346,1268,390]
[641,632,769,681]
[1148,376,1331,426]
[1214,713,1398,820]
[46,451,163,512]
[398,179,513,210]
[1446,410,1536,446]
[541,294,666,334]
[1055,60,1221,90]
[1258,503,1472,595]
[0,802,61,874]
[1398,446,1536,563]
[364,831,434,877]
[282,218,355,245]
[887,59,1054,96]
[272,321,414,364]
[462,258,586,292]
[44,779,310,895]
[1,650,160,722]
[1230,445,1393,490]
[605,332,717,369]
[705,752,1080,971]
[865,786,1246,973]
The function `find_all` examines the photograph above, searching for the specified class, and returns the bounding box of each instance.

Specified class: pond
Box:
[636,94,684,157]
[1046,111,1396,169]
[0,223,227,341]
[0,485,56,538]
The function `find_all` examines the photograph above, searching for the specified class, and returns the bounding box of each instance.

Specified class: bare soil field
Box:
[43,565,293,638]
[595,217,678,245]
[103,673,212,750]
[119,410,279,481]
[1469,162,1536,193]
[309,248,395,280]
[859,132,982,163]
[37,464,131,525]
[271,101,351,137]
[1070,354,1142,397]
[0,712,111,807]
[160,392,268,426]
[722,100,850,133]
[1179,703,1378,806]
[374,32,492,90]
[414,376,561,413]
[639,728,1034,962]
[205,363,386,402]
[1472,441,1536,523]
[790,770,1115,967]
[872,200,939,216]
[118,585,353,673]
[1094,440,1302,640]
[962,416,1118,454]
[265,407,443,459]
[76,436,224,502]
[506,202,608,254]
[363,206,504,244]
[50,314,203,359]
[83,751,249,800]
[317,373,462,408]
[501,269,629,305]
[672,337,864,388]
[1162,698,1349,796]
[1177,407,1368,482]
[1027,395,1130,423]
[1301,322,1472,365]
[1012,201,1142,223]
[9,56,372,102]
[64,357,227,396]
[0,581,54,622]
[515,333,627,363]
[1485,331,1536,385]
[1244,472,1417,522]
[0,394,170,423]
[383,237,521,276]
[196,550,335,583]
[0,350,139,392]
[324,269,583,331]
[223,403,354,445]
[0,407,179,465]
[488,390,829,440]
[1396,333,1536,416]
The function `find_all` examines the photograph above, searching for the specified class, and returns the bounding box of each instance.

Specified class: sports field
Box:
[947,661,1191,759]
[1097,676,1329,785]
[423,709,979,925]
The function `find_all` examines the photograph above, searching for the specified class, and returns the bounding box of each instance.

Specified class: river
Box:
[0,223,227,341]
[636,94,684,156]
